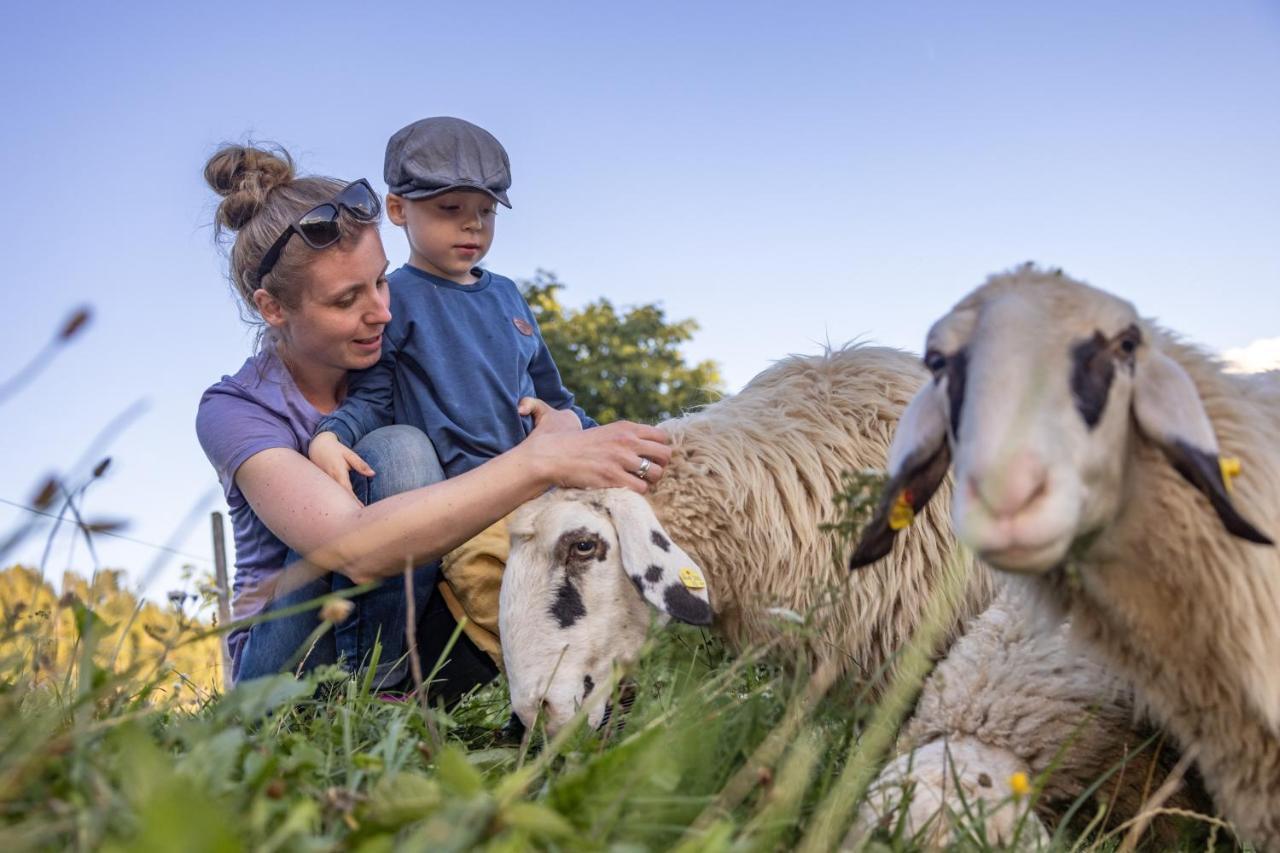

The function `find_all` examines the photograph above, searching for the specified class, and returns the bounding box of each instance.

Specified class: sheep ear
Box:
[603,489,714,625]
[850,381,952,569]
[1133,350,1273,545]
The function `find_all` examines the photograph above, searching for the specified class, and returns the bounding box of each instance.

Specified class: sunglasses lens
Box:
[296,204,341,248]
[336,181,380,220]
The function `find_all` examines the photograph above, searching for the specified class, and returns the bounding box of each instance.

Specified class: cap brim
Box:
[395,185,512,208]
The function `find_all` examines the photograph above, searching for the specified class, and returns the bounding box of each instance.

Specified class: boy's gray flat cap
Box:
[384,116,512,207]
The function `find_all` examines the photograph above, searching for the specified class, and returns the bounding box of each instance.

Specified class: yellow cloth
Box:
[438,516,508,670]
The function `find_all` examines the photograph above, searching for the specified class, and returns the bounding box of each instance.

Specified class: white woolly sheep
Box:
[852,265,1278,848]
[499,344,1195,839]
[501,346,986,731]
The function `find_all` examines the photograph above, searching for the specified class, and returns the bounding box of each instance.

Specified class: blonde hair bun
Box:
[204,144,296,232]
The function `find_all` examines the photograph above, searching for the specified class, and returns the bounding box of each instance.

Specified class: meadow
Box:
[0,496,1227,852]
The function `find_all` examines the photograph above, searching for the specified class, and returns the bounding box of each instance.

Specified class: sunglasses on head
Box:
[256,179,381,282]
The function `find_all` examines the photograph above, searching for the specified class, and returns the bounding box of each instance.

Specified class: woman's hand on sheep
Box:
[307,431,375,497]
[525,416,671,494]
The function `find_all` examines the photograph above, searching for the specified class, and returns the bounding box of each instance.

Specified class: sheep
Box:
[499,344,1198,840]
[501,345,988,732]
[851,264,1279,848]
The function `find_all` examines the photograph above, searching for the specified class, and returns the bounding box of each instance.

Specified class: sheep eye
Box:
[924,350,948,373]
[573,540,596,555]
[1113,325,1142,359]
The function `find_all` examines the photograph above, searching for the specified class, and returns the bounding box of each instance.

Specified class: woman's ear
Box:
[253,289,287,330]
[385,193,408,227]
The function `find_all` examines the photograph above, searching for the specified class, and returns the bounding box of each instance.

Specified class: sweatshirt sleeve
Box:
[526,314,598,429]
[314,327,399,447]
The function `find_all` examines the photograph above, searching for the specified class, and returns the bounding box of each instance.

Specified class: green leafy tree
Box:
[521,270,724,424]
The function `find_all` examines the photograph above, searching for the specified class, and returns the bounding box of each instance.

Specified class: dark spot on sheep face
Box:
[629,574,645,595]
[1070,331,1115,428]
[651,530,670,551]
[644,564,663,584]
[582,674,595,696]
[662,583,713,626]
[925,347,968,440]
[553,527,610,575]
[1070,325,1141,429]
[550,580,586,628]
[945,348,968,440]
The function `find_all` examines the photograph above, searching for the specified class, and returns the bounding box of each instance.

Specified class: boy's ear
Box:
[385,193,408,226]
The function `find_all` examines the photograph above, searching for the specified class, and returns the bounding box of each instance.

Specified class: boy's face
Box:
[387,189,497,284]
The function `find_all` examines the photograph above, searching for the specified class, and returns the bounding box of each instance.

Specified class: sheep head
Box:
[851,266,1272,575]
[500,487,713,735]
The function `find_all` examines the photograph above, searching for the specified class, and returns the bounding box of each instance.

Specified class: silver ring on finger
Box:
[634,456,652,482]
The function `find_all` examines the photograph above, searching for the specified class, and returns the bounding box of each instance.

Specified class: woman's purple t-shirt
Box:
[196,349,322,648]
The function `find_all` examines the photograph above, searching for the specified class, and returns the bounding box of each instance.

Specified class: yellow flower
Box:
[1008,771,1030,799]
[320,597,355,624]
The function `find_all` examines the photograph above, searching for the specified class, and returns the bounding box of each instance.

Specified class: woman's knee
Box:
[351,425,445,501]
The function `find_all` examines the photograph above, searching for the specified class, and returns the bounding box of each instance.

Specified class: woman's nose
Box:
[367,294,391,325]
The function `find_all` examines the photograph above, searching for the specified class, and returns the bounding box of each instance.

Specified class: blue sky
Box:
[2,1,1277,601]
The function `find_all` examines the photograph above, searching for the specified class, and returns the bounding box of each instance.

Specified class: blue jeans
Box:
[235,425,446,688]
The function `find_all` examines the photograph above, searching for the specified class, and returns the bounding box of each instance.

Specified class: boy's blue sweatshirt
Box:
[315,264,595,477]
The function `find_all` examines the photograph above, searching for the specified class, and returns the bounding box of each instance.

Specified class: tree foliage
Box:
[521,270,724,424]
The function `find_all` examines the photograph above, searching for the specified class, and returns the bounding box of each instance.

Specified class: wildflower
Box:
[1009,770,1030,799]
[320,597,354,624]
[58,306,92,341]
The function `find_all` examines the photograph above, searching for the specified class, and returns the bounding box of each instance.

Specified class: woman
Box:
[196,144,669,698]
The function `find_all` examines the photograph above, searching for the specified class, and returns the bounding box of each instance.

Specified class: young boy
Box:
[309,117,597,664]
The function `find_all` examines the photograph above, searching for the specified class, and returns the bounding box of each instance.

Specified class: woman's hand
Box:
[522,408,672,494]
[308,431,375,497]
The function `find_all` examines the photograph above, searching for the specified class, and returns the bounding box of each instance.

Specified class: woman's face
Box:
[278,227,392,372]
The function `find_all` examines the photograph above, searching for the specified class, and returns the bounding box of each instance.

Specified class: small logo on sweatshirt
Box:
[513,317,534,336]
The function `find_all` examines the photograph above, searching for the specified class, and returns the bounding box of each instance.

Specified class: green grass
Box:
[0,593,1230,853]
[0,468,1231,850]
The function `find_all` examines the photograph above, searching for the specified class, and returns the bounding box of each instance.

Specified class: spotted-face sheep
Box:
[852,265,1278,848]
[499,344,1197,840]
[501,346,985,732]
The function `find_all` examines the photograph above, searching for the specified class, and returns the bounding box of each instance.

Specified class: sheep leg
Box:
[856,735,1047,849]
[861,580,1208,844]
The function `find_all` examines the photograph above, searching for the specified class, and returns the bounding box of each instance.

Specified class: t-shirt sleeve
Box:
[196,386,300,500]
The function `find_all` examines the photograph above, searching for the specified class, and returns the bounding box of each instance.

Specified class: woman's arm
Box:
[235,411,670,585]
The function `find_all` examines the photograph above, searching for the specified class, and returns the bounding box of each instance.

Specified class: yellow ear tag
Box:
[1220,456,1242,491]
[679,567,706,590]
[888,492,915,531]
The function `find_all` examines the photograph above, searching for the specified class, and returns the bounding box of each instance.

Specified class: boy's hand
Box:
[308,431,375,497]
[518,397,583,434]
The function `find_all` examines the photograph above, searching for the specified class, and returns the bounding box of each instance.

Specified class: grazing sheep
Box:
[501,345,990,733]
[500,344,1196,840]
[851,265,1278,848]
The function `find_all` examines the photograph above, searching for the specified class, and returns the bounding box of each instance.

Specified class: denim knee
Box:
[350,425,445,503]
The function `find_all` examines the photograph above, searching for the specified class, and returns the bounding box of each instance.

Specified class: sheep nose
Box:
[967,451,1049,519]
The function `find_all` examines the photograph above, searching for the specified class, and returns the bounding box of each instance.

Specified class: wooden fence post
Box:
[211,511,233,691]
